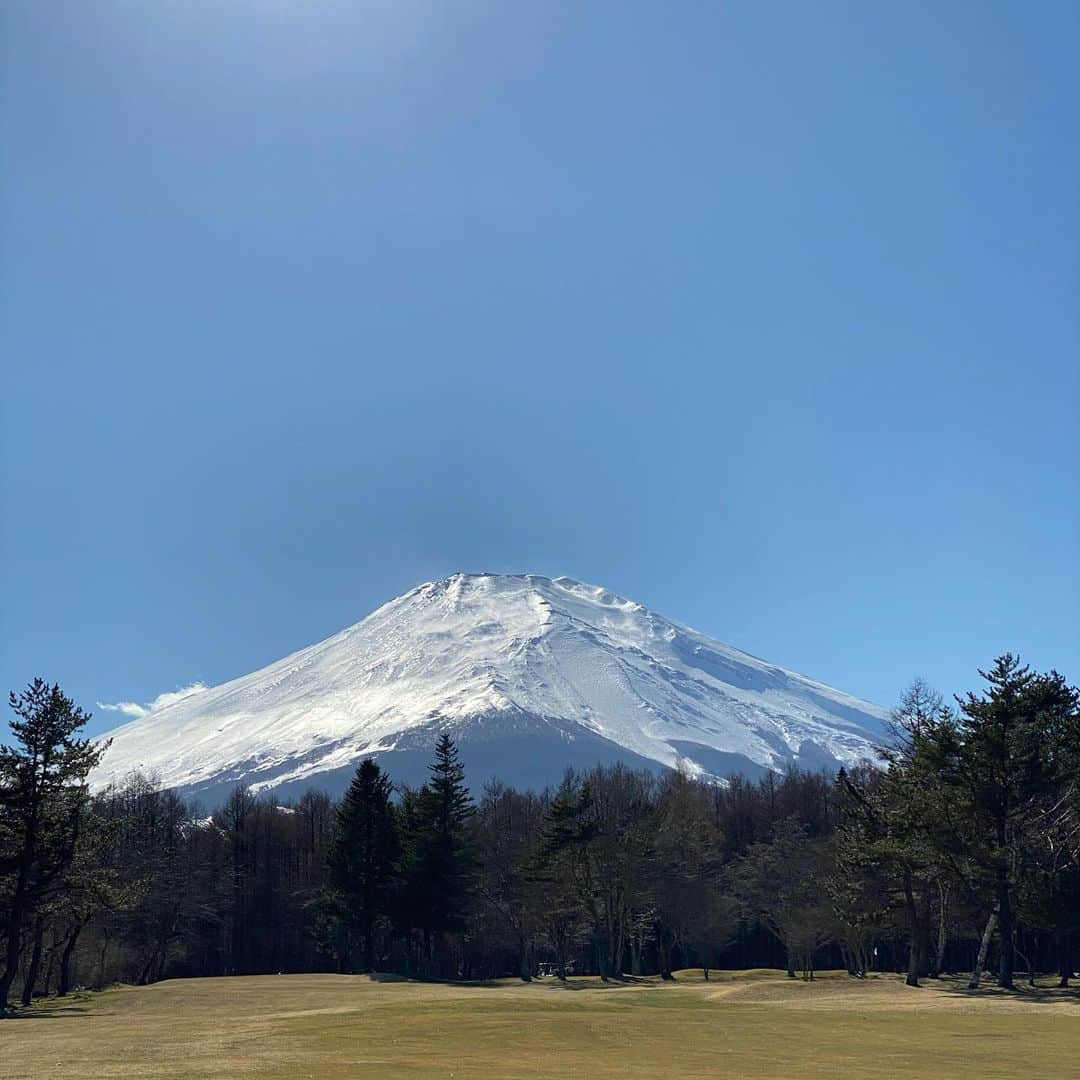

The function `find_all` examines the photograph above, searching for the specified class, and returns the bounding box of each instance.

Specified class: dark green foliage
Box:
[0,680,106,1013]
[322,759,399,972]
[395,734,477,975]
[838,660,1080,990]
[923,657,1079,988]
[836,680,953,985]
[3,654,1077,1000]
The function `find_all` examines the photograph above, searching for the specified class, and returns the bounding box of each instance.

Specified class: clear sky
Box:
[2,1,1077,741]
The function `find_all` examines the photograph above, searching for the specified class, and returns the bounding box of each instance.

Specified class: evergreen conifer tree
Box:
[837,680,951,986]
[397,734,475,975]
[325,758,399,972]
[934,656,1078,989]
[0,680,105,1013]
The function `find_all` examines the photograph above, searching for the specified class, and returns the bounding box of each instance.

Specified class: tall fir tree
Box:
[837,680,952,986]
[932,655,1078,989]
[398,734,476,975]
[324,759,399,972]
[0,680,105,1013]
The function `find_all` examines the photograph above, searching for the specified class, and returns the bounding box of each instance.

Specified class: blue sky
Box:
[2,1,1077,741]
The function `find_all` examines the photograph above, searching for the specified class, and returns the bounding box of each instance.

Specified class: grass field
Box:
[3,969,1078,1079]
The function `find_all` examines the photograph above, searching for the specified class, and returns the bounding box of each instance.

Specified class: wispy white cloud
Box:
[96,700,147,719]
[98,681,208,719]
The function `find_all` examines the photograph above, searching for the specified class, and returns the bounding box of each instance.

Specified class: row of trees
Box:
[838,656,1080,990]
[1,655,1077,1013]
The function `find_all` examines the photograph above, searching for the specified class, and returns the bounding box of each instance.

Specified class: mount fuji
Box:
[91,573,886,804]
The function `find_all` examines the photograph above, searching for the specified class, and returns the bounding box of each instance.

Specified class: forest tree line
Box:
[0,653,1077,1013]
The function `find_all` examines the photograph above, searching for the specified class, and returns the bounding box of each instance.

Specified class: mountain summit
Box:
[91,573,884,802]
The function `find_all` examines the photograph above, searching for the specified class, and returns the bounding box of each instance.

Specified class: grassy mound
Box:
[6,969,1078,1078]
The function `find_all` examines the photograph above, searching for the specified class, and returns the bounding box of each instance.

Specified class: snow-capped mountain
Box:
[91,573,885,803]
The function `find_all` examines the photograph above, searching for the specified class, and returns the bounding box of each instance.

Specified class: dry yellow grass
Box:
[2,969,1077,1079]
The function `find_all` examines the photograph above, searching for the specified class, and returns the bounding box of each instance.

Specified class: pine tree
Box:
[325,759,399,972]
[931,656,1078,989]
[46,794,131,998]
[397,734,476,975]
[1006,669,1080,987]
[0,680,105,1013]
[953,657,1032,988]
[837,680,952,986]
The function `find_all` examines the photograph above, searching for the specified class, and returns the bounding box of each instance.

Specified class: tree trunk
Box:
[20,918,46,1006]
[916,887,931,979]
[902,872,921,987]
[362,915,375,975]
[43,948,56,996]
[996,870,1015,990]
[95,933,111,991]
[968,907,998,990]
[1057,934,1071,989]
[610,920,626,979]
[58,923,84,997]
[138,953,156,986]
[658,931,674,980]
[931,881,948,978]
[0,896,28,1014]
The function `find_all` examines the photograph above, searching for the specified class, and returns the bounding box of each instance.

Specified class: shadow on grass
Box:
[366,971,645,992]
[932,974,1080,1004]
[3,989,102,1021]
[367,972,507,990]
[5,1005,94,1020]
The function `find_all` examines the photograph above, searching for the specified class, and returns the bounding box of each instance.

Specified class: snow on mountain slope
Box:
[90,574,885,800]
